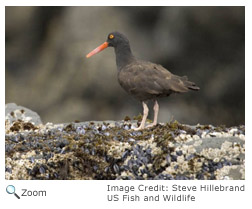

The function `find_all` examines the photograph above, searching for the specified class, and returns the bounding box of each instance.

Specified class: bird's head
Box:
[86,32,130,58]
[106,32,130,47]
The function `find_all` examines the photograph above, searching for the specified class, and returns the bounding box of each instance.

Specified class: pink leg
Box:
[134,101,149,130]
[146,100,159,128]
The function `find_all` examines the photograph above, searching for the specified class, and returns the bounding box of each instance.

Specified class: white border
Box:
[1,1,251,209]
[2,0,249,6]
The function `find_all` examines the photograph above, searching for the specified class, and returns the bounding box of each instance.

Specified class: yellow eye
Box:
[109,34,114,39]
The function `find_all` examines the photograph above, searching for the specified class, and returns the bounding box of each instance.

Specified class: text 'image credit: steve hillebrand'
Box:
[107,184,245,192]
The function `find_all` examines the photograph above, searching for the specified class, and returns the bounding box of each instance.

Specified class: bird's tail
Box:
[182,76,200,91]
[188,84,200,91]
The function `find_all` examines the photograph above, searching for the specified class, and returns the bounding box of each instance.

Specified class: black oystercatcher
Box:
[86,32,199,130]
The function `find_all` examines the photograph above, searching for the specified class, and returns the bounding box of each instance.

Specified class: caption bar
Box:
[106,183,245,202]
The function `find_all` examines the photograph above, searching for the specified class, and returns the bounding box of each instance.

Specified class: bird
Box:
[86,32,199,130]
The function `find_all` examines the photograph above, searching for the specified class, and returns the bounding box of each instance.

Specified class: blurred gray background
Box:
[5,6,245,126]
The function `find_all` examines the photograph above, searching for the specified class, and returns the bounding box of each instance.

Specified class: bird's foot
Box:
[131,123,157,130]
[132,125,145,131]
[145,122,157,129]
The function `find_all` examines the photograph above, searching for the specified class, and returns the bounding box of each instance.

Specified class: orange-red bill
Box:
[86,42,109,58]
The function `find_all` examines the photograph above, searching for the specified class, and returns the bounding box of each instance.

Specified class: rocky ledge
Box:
[5,103,245,180]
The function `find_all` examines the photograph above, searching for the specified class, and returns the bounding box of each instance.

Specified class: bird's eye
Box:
[109,34,114,39]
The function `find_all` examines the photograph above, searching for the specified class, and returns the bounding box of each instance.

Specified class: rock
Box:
[5,103,42,125]
[5,119,245,180]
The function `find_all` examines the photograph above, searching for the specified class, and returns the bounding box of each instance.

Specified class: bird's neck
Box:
[114,44,136,71]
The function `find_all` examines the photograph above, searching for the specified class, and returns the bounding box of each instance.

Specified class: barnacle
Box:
[5,118,245,180]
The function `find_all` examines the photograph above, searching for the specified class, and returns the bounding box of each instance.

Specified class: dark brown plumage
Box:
[86,31,199,129]
[118,60,199,101]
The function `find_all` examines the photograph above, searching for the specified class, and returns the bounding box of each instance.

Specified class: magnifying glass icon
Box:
[6,185,20,199]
